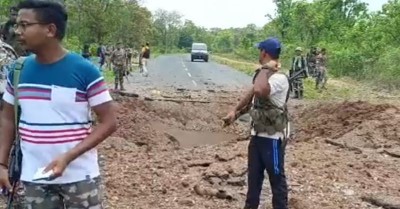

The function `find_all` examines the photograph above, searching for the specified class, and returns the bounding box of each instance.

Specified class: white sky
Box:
[142,0,388,29]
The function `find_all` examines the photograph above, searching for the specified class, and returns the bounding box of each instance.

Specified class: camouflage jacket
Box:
[249,65,290,135]
[111,49,126,67]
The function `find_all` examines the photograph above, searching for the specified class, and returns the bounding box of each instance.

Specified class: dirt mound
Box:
[295,101,399,141]
[99,96,400,209]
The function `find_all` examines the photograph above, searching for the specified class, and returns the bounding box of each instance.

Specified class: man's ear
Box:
[46,23,57,38]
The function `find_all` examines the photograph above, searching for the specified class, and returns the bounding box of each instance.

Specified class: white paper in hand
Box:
[32,167,55,181]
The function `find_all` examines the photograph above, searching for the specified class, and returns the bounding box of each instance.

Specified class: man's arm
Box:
[0,102,16,166]
[231,87,254,113]
[64,101,117,164]
[253,69,271,98]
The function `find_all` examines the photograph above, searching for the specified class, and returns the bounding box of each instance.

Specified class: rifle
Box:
[6,58,25,209]
[223,69,306,126]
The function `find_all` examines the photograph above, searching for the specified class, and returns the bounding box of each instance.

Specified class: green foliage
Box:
[102,69,114,83]
[63,36,81,52]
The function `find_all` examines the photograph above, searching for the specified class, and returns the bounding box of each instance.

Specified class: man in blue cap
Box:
[223,37,289,209]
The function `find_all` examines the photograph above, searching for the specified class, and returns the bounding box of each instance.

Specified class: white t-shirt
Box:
[250,73,290,139]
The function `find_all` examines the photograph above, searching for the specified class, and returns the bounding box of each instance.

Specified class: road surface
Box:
[124,54,252,92]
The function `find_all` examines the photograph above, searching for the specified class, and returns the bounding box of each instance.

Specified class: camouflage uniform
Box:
[126,48,132,72]
[315,51,328,90]
[104,47,112,70]
[111,48,126,90]
[306,47,317,77]
[22,177,103,209]
[290,47,308,99]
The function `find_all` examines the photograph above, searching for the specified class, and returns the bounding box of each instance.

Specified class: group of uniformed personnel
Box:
[290,46,328,99]
[108,42,150,91]
[77,42,148,91]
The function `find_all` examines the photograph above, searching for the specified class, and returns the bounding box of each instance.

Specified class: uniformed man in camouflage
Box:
[315,48,328,90]
[110,43,126,91]
[0,6,26,56]
[125,47,132,73]
[306,47,317,78]
[290,47,308,99]
[105,46,112,70]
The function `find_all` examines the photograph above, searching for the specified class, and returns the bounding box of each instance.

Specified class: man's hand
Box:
[43,153,70,179]
[222,110,237,127]
[0,166,11,191]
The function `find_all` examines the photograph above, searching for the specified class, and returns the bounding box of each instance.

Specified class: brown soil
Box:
[99,93,400,209]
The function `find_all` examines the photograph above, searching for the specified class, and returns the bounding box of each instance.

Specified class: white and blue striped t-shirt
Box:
[3,52,112,184]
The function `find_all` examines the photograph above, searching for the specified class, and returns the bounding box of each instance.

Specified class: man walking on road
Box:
[139,42,150,77]
[223,37,289,209]
[111,42,126,91]
[0,1,117,208]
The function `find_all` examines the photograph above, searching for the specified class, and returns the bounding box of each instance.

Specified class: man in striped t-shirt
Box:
[0,1,117,208]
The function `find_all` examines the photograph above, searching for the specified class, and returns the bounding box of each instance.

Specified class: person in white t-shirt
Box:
[223,37,289,209]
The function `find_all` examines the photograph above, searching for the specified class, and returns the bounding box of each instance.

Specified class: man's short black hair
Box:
[17,0,68,40]
[146,42,149,46]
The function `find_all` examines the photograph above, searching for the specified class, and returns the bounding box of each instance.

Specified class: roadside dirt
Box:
[99,91,400,209]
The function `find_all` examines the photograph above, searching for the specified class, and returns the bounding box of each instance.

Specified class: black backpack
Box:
[143,47,150,58]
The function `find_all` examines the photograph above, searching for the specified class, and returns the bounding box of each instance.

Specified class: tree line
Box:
[1,0,399,88]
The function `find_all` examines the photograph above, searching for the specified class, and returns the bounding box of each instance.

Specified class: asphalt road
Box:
[125,54,252,92]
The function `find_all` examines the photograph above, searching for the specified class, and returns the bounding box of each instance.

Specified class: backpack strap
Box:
[12,57,26,130]
[252,65,276,84]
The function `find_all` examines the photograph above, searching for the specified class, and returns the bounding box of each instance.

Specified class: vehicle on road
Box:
[191,43,209,62]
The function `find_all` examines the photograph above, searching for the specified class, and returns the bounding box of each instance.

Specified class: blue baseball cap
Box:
[255,37,281,58]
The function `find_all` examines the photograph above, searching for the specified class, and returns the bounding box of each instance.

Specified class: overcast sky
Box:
[142,0,388,29]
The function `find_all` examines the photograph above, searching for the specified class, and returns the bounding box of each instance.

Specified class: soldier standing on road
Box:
[126,47,132,73]
[223,37,289,209]
[111,43,126,91]
[290,47,308,99]
[306,47,317,78]
[315,48,328,90]
[105,45,112,70]
[0,6,27,56]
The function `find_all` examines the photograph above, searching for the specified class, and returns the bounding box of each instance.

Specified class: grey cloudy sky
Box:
[142,0,388,29]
